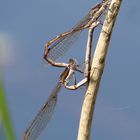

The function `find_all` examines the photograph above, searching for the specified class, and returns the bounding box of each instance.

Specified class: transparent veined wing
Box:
[23,83,62,140]
[46,11,93,61]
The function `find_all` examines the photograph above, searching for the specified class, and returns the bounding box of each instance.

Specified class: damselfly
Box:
[23,59,87,140]
[44,0,110,68]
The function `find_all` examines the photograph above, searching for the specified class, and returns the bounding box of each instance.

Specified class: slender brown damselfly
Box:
[44,0,110,68]
[23,59,87,140]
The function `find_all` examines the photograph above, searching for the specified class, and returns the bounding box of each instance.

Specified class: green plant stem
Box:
[0,71,16,140]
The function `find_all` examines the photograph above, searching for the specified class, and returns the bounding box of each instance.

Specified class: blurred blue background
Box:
[0,0,140,140]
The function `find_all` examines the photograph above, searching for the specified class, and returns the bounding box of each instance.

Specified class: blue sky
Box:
[0,0,140,140]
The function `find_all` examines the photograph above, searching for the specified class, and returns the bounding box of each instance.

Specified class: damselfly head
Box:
[68,58,78,70]
[90,0,109,18]
[90,3,102,16]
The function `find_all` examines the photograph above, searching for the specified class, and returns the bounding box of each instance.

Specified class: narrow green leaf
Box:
[0,72,16,140]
